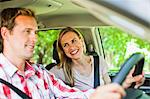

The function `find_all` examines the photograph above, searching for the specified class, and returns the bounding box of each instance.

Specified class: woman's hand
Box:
[89,83,126,99]
[122,68,145,89]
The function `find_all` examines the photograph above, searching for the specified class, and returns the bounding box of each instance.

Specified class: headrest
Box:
[53,40,60,64]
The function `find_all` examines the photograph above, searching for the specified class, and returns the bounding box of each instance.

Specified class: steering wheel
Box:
[112,53,150,99]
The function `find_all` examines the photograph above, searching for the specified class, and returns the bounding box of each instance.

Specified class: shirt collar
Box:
[0,53,18,77]
[24,61,36,79]
[0,53,36,78]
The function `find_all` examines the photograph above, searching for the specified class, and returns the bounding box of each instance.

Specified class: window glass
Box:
[32,29,60,66]
[99,26,150,75]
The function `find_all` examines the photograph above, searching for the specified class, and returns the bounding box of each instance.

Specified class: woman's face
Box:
[60,31,84,60]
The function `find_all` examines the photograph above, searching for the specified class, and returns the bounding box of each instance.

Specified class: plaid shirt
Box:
[0,53,94,99]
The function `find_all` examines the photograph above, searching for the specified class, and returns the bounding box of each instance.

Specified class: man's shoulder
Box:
[31,63,51,74]
[31,63,44,71]
[0,64,9,81]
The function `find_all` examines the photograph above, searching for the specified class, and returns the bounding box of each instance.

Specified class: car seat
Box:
[45,40,60,70]
[87,43,98,56]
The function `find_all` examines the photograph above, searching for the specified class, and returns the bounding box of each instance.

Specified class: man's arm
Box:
[90,83,126,99]
[48,73,95,98]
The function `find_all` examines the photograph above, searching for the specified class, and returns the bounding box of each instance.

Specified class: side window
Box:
[32,29,60,66]
[99,26,150,75]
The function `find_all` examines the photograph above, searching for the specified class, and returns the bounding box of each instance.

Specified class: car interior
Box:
[0,0,150,98]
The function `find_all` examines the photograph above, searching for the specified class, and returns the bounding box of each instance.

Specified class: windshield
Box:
[99,26,150,75]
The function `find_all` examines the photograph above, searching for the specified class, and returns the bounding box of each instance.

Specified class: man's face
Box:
[7,15,38,60]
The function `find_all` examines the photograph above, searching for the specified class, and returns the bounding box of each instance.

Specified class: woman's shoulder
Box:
[49,65,66,81]
[91,55,108,69]
[50,65,63,73]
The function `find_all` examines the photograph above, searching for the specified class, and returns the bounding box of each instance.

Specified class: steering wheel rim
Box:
[112,53,144,85]
[112,53,150,99]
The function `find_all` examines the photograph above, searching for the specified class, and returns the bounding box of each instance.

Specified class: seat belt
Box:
[93,55,100,88]
[0,78,31,99]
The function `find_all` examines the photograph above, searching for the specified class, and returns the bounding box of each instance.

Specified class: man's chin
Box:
[25,54,33,60]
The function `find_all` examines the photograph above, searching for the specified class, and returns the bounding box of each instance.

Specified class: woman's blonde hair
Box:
[57,27,86,86]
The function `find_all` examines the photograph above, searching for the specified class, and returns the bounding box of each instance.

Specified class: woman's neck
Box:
[72,55,91,67]
[72,55,92,76]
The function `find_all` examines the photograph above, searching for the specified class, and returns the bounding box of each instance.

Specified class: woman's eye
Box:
[63,44,66,47]
[63,43,68,48]
[72,39,77,43]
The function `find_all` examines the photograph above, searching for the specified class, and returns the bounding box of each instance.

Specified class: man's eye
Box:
[26,30,31,34]
[35,31,38,34]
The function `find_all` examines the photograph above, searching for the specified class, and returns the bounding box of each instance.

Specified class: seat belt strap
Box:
[0,78,31,99]
[94,55,100,88]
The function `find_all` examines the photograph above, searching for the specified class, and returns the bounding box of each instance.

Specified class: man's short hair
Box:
[1,7,36,30]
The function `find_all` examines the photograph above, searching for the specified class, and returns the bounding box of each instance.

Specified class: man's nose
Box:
[30,32,37,42]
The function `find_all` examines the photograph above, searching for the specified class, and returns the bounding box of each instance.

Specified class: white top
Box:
[50,56,111,90]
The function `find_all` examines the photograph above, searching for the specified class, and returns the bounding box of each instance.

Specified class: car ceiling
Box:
[72,0,150,42]
[0,0,150,42]
[0,0,106,29]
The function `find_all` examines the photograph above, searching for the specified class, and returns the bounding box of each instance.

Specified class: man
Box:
[0,7,140,99]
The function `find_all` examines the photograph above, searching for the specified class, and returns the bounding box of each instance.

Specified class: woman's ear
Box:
[1,27,10,40]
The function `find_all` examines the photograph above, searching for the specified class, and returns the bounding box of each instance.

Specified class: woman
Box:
[50,27,144,90]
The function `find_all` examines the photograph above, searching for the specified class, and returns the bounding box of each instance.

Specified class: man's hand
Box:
[89,83,126,99]
[123,68,145,89]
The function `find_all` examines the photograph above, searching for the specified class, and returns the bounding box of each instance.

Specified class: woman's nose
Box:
[68,43,75,49]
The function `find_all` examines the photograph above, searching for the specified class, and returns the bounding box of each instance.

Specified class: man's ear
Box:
[1,27,10,40]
